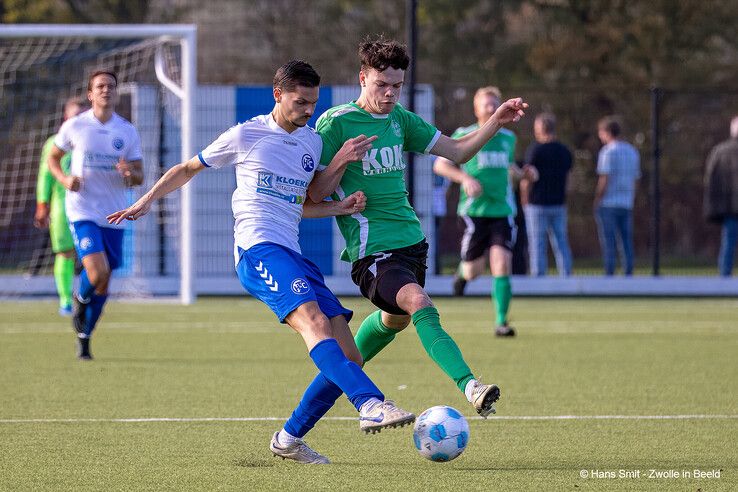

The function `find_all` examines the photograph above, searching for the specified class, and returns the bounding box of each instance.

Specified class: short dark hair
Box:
[87,70,118,91]
[536,112,557,134]
[358,36,410,72]
[273,60,320,92]
[598,116,622,137]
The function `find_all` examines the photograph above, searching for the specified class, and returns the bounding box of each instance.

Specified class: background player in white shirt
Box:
[108,60,413,464]
[48,70,143,360]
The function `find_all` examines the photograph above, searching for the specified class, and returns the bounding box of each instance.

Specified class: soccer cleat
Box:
[58,304,73,317]
[269,432,330,464]
[495,323,516,337]
[77,337,93,360]
[359,400,415,434]
[72,295,89,335]
[469,381,500,418]
[452,276,467,297]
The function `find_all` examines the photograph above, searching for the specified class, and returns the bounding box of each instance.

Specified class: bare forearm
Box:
[594,176,608,204]
[47,155,66,183]
[141,162,197,203]
[303,199,342,218]
[308,167,345,203]
[449,117,503,163]
[433,158,468,184]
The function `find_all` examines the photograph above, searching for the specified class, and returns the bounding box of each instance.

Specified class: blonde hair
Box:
[474,86,501,101]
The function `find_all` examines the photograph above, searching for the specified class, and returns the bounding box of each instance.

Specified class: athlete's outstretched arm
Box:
[433,156,483,198]
[308,135,377,202]
[303,191,366,219]
[430,98,528,164]
[107,156,205,224]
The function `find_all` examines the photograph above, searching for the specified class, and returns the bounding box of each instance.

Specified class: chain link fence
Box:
[431,84,738,276]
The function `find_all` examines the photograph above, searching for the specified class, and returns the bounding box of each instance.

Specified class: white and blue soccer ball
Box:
[413,405,470,462]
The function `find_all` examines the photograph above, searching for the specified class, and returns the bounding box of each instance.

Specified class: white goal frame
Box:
[0,24,197,304]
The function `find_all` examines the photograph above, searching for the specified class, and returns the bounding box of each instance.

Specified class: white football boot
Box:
[359,400,416,434]
[269,432,330,464]
[468,381,500,417]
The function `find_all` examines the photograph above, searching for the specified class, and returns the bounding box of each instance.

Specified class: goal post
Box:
[0,24,197,304]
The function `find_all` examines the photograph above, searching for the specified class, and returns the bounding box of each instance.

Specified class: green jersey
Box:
[36,135,71,217]
[453,124,517,218]
[317,102,441,262]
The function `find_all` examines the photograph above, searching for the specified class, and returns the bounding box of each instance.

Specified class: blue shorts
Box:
[69,221,124,270]
[236,242,352,323]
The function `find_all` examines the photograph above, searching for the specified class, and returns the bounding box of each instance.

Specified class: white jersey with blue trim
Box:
[198,113,322,262]
[54,110,143,228]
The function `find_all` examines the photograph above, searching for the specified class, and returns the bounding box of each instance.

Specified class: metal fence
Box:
[429,84,738,276]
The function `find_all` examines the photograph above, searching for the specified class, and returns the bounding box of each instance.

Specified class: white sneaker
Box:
[469,381,500,417]
[269,432,330,464]
[359,400,415,434]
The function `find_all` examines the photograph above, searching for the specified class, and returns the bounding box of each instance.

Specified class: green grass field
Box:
[1,297,736,491]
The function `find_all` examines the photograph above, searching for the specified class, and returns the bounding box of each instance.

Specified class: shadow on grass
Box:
[233,458,276,468]
[101,357,247,364]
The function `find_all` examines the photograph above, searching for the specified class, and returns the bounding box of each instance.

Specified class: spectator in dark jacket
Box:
[521,112,573,276]
[704,116,738,276]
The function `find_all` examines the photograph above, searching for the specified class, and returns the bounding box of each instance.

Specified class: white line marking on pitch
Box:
[1,415,736,424]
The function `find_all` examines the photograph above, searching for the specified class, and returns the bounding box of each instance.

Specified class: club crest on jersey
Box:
[112,137,124,150]
[291,278,310,295]
[80,237,93,251]
[391,120,402,137]
[257,172,273,188]
[301,154,315,172]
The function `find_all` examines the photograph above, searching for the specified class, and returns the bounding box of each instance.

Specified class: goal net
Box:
[0,25,196,303]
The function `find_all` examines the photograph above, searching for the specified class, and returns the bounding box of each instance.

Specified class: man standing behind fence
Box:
[521,112,573,276]
[594,116,640,276]
[703,116,738,277]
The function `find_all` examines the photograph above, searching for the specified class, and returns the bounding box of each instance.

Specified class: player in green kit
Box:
[434,86,538,337]
[297,37,527,427]
[34,98,85,316]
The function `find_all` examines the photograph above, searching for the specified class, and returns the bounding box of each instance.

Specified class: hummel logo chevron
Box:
[254,261,279,291]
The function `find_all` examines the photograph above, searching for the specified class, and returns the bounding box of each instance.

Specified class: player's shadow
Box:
[102,357,246,364]
[233,458,275,468]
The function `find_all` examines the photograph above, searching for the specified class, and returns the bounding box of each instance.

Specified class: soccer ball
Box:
[412,405,470,462]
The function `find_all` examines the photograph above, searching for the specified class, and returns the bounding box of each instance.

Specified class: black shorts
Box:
[459,216,516,261]
[351,240,429,316]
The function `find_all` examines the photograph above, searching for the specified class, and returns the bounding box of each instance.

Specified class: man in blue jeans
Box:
[521,112,573,276]
[594,116,641,276]
[703,115,738,276]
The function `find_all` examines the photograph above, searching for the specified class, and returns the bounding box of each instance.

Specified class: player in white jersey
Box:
[47,70,143,360]
[108,60,414,464]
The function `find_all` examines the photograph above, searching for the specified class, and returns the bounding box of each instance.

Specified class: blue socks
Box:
[307,338,382,410]
[81,293,107,337]
[284,373,343,438]
[285,339,381,438]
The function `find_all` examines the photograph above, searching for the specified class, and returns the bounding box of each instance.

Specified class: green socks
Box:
[493,276,511,326]
[354,310,397,364]
[355,307,477,394]
[412,306,474,393]
[54,255,74,308]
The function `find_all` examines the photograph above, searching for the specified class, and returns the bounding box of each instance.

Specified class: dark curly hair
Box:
[358,36,410,72]
[273,60,320,92]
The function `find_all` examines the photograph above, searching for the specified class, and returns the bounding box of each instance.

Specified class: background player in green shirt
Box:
[304,37,527,425]
[34,98,85,316]
[434,87,538,337]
